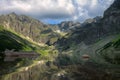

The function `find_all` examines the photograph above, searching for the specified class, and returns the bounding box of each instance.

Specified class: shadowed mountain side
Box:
[56,0,120,50]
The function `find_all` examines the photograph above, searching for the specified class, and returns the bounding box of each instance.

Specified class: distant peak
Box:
[8,12,17,16]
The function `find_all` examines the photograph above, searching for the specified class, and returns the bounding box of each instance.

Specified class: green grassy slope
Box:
[0,25,36,75]
[0,25,35,52]
[100,36,120,64]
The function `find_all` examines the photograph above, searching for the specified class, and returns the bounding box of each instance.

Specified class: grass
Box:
[0,26,35,52]
[100,36,120,64]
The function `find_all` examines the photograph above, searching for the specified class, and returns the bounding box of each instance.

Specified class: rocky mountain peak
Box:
[104,0,120,17]
[7,12,17,18]
[58,21,81,32]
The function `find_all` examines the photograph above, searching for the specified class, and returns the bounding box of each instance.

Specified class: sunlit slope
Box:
[0,25,35,52]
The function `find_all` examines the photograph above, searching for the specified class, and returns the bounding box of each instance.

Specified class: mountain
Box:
[0,12,61,70]
[58,21,81,32]
[53,1,120,79]
[0,0,120,80]
[83,16,102,24]
[104,0,120,17]
[0,13,82,46]
[0,13,61,74]
[56,0,120,49]
[0,12,60,44]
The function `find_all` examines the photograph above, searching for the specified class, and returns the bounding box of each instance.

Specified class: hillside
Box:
[100,36,120,64]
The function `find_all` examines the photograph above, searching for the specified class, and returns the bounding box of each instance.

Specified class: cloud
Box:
[0,0,75,18]
[73,0,114,21]
[0,0,114,23]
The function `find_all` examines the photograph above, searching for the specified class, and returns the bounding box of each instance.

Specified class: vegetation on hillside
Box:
[100,36,120,64]
[0,25,35,52]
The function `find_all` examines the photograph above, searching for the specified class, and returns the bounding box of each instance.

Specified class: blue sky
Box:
[43,19,64,24]
[0,0,114,24]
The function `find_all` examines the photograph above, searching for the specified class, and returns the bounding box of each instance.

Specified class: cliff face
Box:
[104,0,120,17]
[102,0,120,34]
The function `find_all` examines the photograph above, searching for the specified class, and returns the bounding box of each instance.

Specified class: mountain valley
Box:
[0,0,120,80]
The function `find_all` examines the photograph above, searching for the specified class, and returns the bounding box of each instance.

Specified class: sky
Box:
[0,0,114,24]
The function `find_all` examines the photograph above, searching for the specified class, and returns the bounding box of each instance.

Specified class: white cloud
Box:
[0,0,114,23]
[0,0,75,18]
